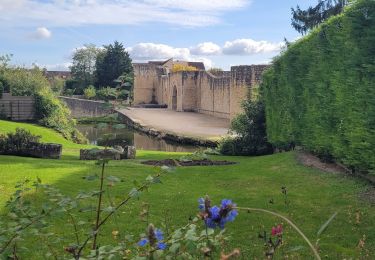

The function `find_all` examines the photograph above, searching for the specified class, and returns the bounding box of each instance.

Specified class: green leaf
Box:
[107,175,120,183]
[102,206,115,213]
[129,188,140,198]
[317,212,338,236]
[83,175,98,181]
[288,246,304,252]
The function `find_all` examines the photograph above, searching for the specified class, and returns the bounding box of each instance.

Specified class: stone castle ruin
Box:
[133,58,268,120]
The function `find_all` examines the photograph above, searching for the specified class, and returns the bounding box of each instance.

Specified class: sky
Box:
[0,0,315,71]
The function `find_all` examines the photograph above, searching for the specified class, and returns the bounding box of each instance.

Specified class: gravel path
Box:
[117,108,230,140]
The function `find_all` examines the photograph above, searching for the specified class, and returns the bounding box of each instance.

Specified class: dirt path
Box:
[296,151,348,174]
[296,151,375,205]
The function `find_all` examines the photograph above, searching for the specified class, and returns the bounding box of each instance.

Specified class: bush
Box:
[96,87,117,101]
[2,67,49,96]
[262,0,375,173]
[117,89,130,100]
[219,99,273,156]
[83,85,96,99]
[65,79,84,95]
[35,90,87,144]
[171,64,198,72]
[0,128,40,152]
[50,76,65,95]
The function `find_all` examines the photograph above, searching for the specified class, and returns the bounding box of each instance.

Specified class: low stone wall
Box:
[59,96,113,118]
[80,146,136,160]
[0,93,36,121]
[0,142,62,159]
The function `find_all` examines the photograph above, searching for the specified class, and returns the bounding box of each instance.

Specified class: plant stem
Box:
[235,207,321,260]
[92,161,106,250]
[76,172,162,258]
[68,212,80,245]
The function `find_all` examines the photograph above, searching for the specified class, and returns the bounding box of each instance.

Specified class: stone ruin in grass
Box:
[80,145,136,160]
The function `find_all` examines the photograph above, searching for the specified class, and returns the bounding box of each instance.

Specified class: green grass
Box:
[0,120,374,259]
[0,119,93,157]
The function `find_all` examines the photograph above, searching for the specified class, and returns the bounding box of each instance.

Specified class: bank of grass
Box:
[0,120,374,258]
[0,119,93,157]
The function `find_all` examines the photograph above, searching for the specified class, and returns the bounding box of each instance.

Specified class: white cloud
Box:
[0,0,26,11]
[190,42,221,55]
[126,38,283,68]
[142,0,249,12]
[29,27,52,40]
[223,39,283,55]
[128,43,191,60]
[0,0,251,28]
[127,43,213,68]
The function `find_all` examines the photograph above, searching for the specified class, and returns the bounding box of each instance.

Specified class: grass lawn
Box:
[0,120,374,259]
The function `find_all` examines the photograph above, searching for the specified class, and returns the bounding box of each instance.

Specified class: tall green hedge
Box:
[262,0,375,173]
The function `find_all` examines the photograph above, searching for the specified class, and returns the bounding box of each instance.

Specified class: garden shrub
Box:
[83,85,96,99]
[35,90,87,144]
[0,128,40,152]
[2,67,49,96]
[96,86,117,101]
[262,0,375,173]
[220,99,273,156]
[65,79,84,95]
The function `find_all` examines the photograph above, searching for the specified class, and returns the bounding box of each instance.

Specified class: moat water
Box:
[76,124,201,153]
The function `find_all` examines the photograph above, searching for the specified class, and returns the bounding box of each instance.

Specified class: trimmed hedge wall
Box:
[262,0,375,173]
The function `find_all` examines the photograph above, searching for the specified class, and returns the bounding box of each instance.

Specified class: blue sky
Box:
[0,0,314,70]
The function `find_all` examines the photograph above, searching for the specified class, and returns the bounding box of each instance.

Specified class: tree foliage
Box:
[95,41,133,88]
[70,44,102,93]
[219,94,273,156]
[291,0,350,34]
[263,0,375,173]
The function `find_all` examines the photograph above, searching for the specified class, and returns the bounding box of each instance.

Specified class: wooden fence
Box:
[0,93,36,121]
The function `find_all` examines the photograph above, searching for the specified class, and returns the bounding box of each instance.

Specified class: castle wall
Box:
[133,63,158,104]
[181,72,198,112]
[133,61,268,121]
[197,72,231,119]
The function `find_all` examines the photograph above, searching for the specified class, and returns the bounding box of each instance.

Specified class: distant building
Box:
[133,58,268,120]
[43,70,72,81]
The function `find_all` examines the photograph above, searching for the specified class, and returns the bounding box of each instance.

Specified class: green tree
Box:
[70,44,101,93]
[95,41,133,88]
[291,0,350,34]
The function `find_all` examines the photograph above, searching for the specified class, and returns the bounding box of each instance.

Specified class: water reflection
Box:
[77,124,201,153]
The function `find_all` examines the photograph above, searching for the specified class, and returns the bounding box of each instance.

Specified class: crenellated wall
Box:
[133,62,268,120]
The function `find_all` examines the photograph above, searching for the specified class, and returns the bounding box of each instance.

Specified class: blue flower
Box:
[155,229,164,241]
[199,197,238,229]
[138,238,148,247]
[138,224,167,250]
[198,198,205,210]
[157,242,167,250]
